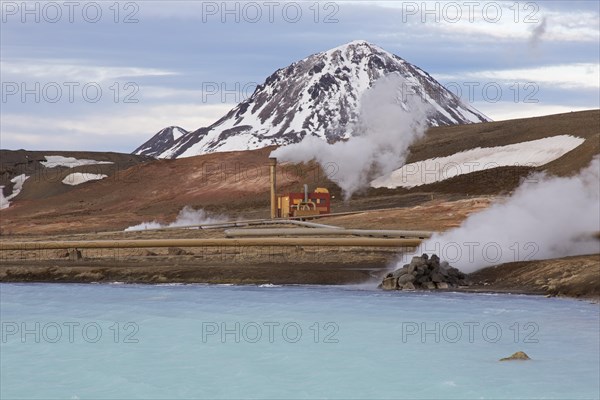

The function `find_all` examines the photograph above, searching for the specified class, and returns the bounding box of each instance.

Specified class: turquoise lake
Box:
[1,283,598,399]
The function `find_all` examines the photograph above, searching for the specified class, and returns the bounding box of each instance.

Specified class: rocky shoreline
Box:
[378,253,599,301]
[1,254,597,300]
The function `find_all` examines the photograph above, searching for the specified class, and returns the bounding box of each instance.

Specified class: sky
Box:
[1,0,598,153]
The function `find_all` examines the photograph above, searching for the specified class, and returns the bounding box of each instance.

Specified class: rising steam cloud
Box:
[124,206,227,231]
[271,73,433,199]
[402,157,600,273]
[529,17,547,49]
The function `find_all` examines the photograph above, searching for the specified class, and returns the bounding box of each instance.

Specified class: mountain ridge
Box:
[135,40,490,159]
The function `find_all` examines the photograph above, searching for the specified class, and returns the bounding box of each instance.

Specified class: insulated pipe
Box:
[0,237,423,251]
[274,219,343,229]
[224,228,433,239]
[116,205,441,234]
[269,157,277,219]
[125,218,343,232]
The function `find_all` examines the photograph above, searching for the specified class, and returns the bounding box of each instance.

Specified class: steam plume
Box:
[529,17,547,49]
[271,73,433,199]
[125,206,227,231]
[400,157,600,273]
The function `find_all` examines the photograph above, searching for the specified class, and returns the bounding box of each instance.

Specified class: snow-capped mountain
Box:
[133,126,188,156]
[135,40,490,159]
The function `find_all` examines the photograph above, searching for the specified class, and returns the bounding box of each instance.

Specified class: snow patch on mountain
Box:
[41,156,113,168]
[0,174,30,209]
[133,126,189,157]
[62,173,108,186]
[371,135,585,188]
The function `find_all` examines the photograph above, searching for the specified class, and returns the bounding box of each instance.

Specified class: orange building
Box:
[277,186,331,218]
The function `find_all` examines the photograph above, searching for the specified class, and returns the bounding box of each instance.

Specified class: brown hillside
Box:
[1,110,598,235]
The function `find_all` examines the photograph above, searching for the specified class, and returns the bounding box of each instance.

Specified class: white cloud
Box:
[0,103,233,151]
[136,0,597,44]
[436,63,600,90]
[141,85,256,105]
[141,86,206,100]
[0,59,176,82]
[370,2,598,43]
[473,102,593,121]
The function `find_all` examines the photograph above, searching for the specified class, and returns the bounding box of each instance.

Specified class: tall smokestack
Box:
[269,157,277,219]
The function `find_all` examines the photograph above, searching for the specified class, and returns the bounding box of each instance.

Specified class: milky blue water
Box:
[1,283,599,399]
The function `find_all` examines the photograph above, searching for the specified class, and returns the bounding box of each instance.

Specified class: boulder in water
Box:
[500,351,531,361]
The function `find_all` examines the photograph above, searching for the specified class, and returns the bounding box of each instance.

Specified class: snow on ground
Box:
[62,173,108,186]
[0,174,30,209]
[371,135,585,189]
[0,188,7,210]
[41,156,113,168]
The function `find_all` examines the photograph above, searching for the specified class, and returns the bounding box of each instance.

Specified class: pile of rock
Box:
[381,254,469,291]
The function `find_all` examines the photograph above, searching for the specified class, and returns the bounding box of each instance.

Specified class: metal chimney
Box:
[268,157,277,219]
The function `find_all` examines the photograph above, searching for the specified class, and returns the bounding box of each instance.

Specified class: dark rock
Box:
[410,256,427,268]
[398,274,416,285]
[380,254,469,291]
[392,267,409,278]
[427,254,440,269]
[381,277,398,290]
[446,276,459,285]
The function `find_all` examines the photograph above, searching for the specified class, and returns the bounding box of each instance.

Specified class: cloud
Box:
[0,103,233,152]
[1,0,597,154]
[472,103,594,121]
[436,63,600,90]
[371,2,598,43]
[0,59,176,83]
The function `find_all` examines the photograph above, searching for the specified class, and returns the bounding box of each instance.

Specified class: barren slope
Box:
[1,110,598,235]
